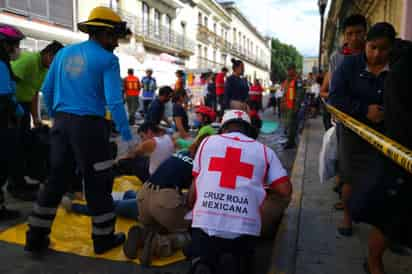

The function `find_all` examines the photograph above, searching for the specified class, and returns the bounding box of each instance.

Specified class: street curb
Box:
[267,122,310,274]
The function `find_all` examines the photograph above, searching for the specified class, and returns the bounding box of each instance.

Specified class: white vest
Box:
[149,135,174,175]
[192,132,270,236]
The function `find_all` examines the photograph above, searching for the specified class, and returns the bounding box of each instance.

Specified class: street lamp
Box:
[318,0,328,73]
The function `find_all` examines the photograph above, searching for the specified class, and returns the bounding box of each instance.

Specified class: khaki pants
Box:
[137,183,190,232]
[260,192,291,238]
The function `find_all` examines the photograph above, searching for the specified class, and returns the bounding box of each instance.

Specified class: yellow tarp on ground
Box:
[0,176,186,266]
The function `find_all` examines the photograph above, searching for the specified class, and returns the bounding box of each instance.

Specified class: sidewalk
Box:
[270,117,412,274]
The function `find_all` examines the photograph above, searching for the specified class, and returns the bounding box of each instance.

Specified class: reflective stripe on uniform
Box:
[33,204,57,216]
[93,160,114,171]
[92,212,116,224]
[28,216,53,228]
[92,226,114,236]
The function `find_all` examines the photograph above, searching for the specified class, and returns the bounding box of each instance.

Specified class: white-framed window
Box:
[142,2,149,34]
[198,12,202,25]
[204,17,208,29]
[154,9,161,37]
[166,14,172,43]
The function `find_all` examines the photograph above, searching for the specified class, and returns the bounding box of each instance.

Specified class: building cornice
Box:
[220,2,268,48]
[195,0,231,23]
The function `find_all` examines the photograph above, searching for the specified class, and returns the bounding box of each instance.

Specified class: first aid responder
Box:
[25,6,133,255]
[282,63,304,149]
[0,24,25,221]
[186,109,292,274]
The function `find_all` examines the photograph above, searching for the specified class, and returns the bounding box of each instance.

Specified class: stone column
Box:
[401,0,412,40]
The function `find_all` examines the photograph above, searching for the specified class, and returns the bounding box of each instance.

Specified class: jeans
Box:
[72,190,138,220]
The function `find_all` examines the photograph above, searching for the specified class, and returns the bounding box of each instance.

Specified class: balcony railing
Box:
[197,57,224,70]
[0,0,73,29]
[112,7,195,54]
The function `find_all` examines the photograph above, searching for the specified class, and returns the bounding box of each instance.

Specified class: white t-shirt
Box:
[149,134,174,175]
[191,132,288,239]
[310,83,320,98]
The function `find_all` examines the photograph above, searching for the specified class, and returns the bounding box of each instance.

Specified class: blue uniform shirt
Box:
[41,40,132,141]
[141,76,157,100]
[149,150,193,189]
[0,60,16,95]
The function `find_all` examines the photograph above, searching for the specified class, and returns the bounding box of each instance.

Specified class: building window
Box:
[213,50,216,63]
[198,12,202,26]
[166,15,172,43]
[233,28,236,44]
[142,3,149,34]
[213,23,217,34]
[154,9,161,37]
[204,47,208,60]
[110,0,118,11]
[204,17,208,29]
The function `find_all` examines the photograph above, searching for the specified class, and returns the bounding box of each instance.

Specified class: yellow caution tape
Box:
[325,103,412,174]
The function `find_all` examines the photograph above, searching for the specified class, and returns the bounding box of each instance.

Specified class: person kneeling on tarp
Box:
[185,110,292,274]
[122,135,209,265]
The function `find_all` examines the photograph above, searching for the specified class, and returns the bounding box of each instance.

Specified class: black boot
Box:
[25,230,50,254]
[123,225,145,259]
[93,233,126,255]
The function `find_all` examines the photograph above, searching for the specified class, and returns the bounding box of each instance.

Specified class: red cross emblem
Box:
[208,147,254,189]
[234,111,244,118]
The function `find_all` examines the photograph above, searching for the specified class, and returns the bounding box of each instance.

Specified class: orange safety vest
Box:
[124,75,140,97]
[283,79,296,110]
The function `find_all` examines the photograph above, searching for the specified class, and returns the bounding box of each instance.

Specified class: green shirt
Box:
[196,125,217,139]
[12,52,47,103]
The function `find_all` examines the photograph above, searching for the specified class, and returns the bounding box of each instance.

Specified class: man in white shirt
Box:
[186,110,292,274]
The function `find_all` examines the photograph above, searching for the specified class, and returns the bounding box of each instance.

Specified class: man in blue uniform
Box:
[25,7,133,255]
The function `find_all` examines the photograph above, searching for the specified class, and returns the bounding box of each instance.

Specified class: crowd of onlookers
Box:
[319,14,412,274]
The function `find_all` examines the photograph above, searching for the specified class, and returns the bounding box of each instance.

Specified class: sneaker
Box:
[123,225,145,259]
[94,233,126,255]
[60,196,73,212]
[24,231,50,254]
[0,206,20,221]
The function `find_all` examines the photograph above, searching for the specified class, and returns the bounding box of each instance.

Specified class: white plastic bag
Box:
[319,126,337,184]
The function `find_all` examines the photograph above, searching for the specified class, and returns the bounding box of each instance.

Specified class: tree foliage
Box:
[270,38,303,83]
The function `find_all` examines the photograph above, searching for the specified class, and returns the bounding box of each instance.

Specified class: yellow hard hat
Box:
[78,6,129,36]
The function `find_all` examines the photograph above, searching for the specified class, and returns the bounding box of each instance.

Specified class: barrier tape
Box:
[324,103,412,174]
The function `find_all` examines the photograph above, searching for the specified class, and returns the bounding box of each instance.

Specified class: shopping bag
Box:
[319,126,337,184]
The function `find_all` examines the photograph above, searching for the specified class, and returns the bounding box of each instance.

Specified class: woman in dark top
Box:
[329,22,396,238]
[172,90,189,138]
[224,58,249,110]
[356,41,412,274]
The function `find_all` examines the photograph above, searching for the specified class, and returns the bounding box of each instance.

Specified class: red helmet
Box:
[0,24,25,42]
[196,106,216,122]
